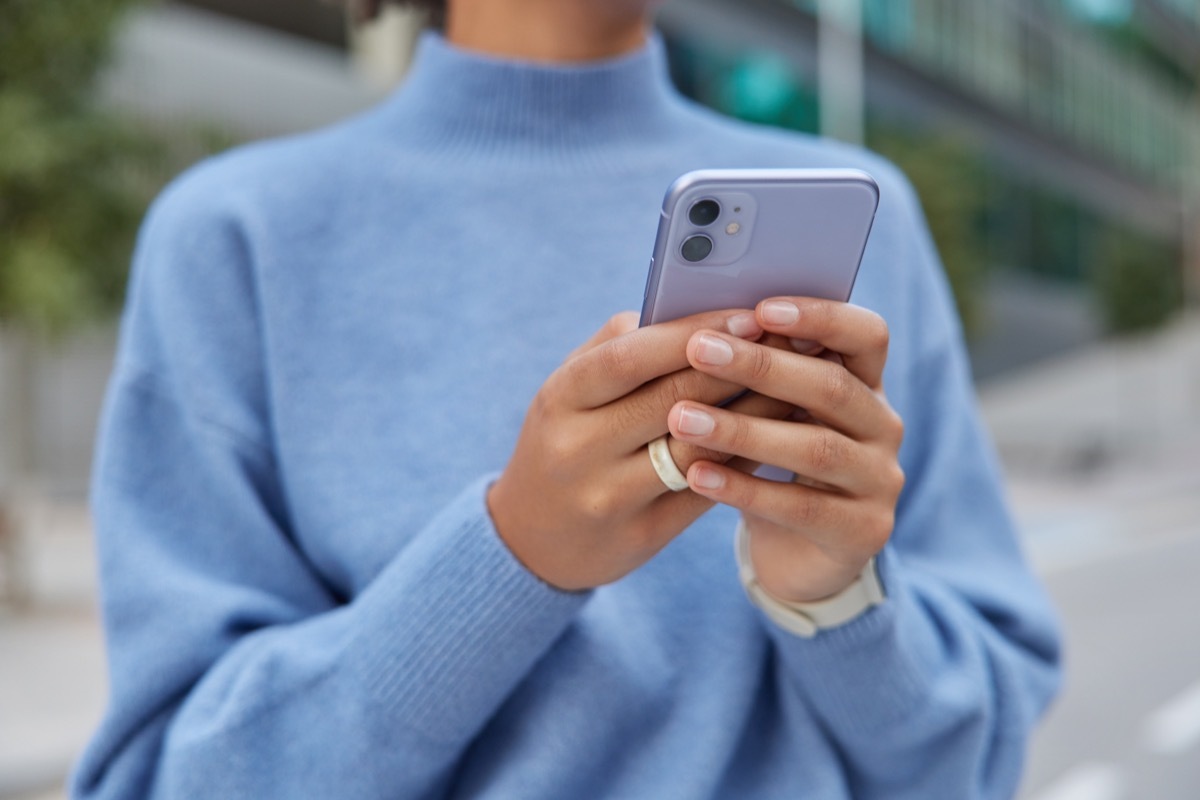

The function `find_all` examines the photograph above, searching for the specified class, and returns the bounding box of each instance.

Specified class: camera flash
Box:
[725,222,741,236]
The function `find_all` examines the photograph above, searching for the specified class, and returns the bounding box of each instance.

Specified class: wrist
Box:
[735,520,886,638]
[744,520,868,603]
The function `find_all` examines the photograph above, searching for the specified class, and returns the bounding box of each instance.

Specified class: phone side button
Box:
[643,258,654,299]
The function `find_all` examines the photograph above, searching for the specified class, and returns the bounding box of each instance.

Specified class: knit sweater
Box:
[73,32,1061,799]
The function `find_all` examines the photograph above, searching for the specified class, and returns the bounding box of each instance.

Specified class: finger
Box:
[664,389,791,469]
[620,392,786,500]
[595,332,797,455]
[686,330,903,443]
[601,369,780,454]
[685,461,893,560]
[555,445,750,519]
[641,455,760,530]
[566,311,640,361]
[667,401,883,495]
[554,309,761,409]
[638,445,764,504]
[755,298,889,390]
[634,455,765,562]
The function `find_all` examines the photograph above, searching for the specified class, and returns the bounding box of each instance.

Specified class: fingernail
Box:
[677,406,715,436]
[726,312,761,339]
[695,334,733,366]
[761,300,799,326]
[692,465,725,490]
[789,338,821,354]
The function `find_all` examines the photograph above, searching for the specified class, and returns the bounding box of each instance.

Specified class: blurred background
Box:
[1,1,1198,798]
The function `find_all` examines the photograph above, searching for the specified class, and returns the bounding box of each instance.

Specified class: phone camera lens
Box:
[681,234,713,263]
[688,199,721,227]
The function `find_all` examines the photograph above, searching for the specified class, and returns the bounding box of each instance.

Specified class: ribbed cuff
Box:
[766,547,947,738]
[348,475,590,744]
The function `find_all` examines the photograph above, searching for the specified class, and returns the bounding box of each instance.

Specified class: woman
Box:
[73,0,1061,797]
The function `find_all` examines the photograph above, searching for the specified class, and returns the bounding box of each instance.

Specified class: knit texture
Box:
[73,32,1060,799]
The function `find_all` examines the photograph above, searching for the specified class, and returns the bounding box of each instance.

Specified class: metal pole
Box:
[1185,99,1200,307]
[817,0,864,145]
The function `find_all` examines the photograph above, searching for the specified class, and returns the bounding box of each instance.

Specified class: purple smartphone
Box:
[639,169,879,326]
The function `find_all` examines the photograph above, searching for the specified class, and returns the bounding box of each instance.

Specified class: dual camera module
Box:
[682,199,721,262]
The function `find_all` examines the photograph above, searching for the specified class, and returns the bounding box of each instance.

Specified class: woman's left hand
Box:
[666,297,905,604]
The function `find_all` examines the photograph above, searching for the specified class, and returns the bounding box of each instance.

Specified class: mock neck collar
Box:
[379,31,689,164]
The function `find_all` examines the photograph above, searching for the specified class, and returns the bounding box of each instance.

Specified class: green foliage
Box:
[0,93,161,331]
[869,129,990,336]
[0,0,160,334]
[0,0,143,105]
[1093,231,1182,333]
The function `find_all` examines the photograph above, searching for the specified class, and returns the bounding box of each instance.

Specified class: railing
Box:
[788,0,1200,190]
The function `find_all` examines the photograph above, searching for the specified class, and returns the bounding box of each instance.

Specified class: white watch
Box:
[734,520,886,638]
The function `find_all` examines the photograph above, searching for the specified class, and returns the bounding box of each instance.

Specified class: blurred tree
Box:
[0,0,157,333]
[1093,230,1182,333]
[869,128,990,337]
[0,0,158,603]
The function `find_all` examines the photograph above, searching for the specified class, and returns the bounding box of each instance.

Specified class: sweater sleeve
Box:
[70,169,588,799]
[763,168,1062,799]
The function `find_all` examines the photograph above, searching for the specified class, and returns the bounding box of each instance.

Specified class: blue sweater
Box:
[74,33,1061,799]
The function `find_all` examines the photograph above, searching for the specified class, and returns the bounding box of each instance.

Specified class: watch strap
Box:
[734,520,885,638]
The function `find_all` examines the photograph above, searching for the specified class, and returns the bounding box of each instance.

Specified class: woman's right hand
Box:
[487,309,792,591]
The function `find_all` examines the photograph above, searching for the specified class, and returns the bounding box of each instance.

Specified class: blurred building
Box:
[21,0,1198,497]
[656,0,1199,375]
[133,0,1198,371]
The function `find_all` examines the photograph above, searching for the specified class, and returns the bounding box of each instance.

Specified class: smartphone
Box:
[639,169,880,326]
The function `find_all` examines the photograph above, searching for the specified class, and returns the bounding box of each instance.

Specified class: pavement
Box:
[979,312,1200,575]
[0,506,104,800]
[1,312,1198,799]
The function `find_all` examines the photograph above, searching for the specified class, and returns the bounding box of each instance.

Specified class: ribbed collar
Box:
[379,31,689,165]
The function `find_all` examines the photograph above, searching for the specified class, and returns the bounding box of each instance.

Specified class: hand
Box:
[665,298,905,603]
[487,309,796,591]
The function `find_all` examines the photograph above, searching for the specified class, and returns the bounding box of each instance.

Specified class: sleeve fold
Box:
[72,169,588,799]
[757,160,1063,799]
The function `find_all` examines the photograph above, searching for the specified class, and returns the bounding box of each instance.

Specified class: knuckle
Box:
[808,301,837,334]
[530,385,554,421]
[605,312,631,337]
[555,358,588,398]
[865,313,890,352]
[530,380,569,426]
[820,366,854,408]
[724,413,755,455]
[746,344,774,382]
[545,423,598,467]
[864,509,895,550]
[543,429,581,465]
[886,408,905,446]
[660,371,695,409]
[809,431,842,473]
[789,490,822,528]
[727,474,758,510]
[597,337,637,383]
[611,390,653,435]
